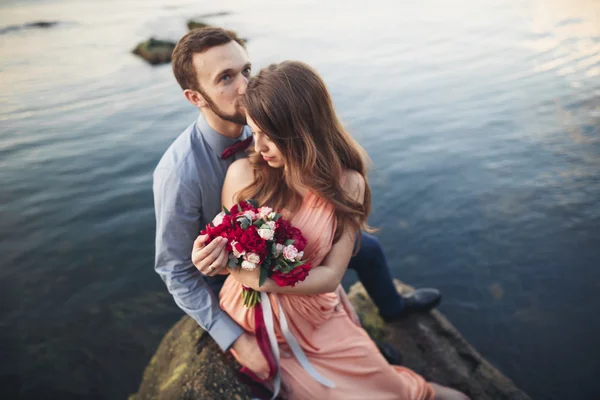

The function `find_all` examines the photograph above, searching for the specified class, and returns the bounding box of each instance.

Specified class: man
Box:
[153,27,441,380]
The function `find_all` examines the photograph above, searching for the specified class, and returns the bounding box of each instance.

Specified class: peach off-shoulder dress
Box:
[219,191,435,400]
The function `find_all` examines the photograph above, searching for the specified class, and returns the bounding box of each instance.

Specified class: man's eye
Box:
[243,67,251,76]
[220,74,231,82]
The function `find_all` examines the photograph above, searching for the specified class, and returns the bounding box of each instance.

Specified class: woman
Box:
[217,61,469,400]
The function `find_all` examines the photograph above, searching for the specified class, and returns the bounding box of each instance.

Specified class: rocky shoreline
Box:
[130,280,531,400]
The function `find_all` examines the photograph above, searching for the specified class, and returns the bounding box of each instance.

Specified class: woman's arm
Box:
[229,170,366,295]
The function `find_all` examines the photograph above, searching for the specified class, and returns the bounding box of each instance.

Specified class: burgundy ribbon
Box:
[221,136,253,159]
[240,296,279,384]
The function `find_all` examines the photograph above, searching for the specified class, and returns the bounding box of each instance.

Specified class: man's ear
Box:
[183,89,208,108]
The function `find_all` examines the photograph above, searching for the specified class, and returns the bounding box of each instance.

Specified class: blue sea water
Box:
[1,0,599,399]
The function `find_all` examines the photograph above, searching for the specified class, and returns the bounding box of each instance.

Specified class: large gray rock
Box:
[131,280,531,399]
[348,281,532,400]
[132,38,176,65]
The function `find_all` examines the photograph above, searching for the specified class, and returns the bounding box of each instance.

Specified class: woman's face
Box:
[247,114,285,169]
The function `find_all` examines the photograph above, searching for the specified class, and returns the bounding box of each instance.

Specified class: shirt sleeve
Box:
[153,167,243,350]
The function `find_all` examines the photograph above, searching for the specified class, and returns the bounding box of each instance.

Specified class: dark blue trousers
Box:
[347,232,404,319]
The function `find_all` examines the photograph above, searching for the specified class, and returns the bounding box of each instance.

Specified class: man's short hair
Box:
[172,27,246,93]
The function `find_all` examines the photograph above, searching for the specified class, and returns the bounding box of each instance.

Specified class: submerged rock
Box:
[187,20,211,31]
[131,280,531,399]
[26,21,59,28]
[0,21,59,34]
[132,38,176,65]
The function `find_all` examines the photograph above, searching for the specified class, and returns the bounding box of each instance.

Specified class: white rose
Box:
[295,251,304,261]
[243,211,257,221]
[283,245,299,262]
[275,243,285,257]
[266,221,276,230]
[245,252,261,265]
[258,206,273,219]
[268,212,277,220]
[257,228,274,241]
[241,261,257,270]
[212,211,225,226]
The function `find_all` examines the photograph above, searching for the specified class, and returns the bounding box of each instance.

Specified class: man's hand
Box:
[230,332,270,380]
[191,235,229,276]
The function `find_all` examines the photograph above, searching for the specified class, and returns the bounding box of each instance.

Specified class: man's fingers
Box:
[207,247,229,276]
[192,234,208,250]
[192,237,227,274]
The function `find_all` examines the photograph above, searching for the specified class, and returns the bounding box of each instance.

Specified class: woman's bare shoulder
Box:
[222,158,254,207]
[227,158,254,184]
[341,169,365,203]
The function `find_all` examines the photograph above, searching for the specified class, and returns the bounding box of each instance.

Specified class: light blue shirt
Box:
[153,113,252,351]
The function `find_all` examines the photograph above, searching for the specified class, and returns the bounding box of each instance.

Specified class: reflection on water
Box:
[1,0,599,399]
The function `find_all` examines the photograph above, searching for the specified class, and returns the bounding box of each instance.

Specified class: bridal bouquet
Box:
[201,199,312,307]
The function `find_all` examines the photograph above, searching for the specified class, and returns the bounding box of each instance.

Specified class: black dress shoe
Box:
[383,288,442,322]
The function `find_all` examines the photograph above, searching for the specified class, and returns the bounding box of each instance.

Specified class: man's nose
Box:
[238,75,248,95]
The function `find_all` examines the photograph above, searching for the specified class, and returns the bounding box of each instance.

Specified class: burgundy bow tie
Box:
[220,136,253,159]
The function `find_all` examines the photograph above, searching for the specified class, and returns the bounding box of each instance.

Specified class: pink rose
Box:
[283,245,299,262]
[275,243,284,257]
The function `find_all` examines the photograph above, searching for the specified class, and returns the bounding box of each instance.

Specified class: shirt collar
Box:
[196,113,252,157]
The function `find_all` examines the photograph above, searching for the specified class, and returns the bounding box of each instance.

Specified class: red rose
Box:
[274,219,307,251]
[288,226,307,251]
[237,226,267,258]
[270,263,312,287]
[229,200,257,215]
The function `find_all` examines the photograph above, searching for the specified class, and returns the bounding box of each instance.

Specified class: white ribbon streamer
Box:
[260,292,281,400]
[274,295,336,389]
[259,292,336,400]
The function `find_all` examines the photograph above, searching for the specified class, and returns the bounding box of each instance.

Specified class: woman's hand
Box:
[228,265,263,290]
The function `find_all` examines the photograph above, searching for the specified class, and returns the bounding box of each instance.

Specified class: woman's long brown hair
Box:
[238,61,373,243]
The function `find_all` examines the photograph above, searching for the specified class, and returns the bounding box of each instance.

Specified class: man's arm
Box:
[153,167,243,351]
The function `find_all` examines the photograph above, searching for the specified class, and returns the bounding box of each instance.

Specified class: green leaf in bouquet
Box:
[247,199,258,208]
[263,252,272,269]
[272,213,282,221]
[284,239,295,246]
[237,203,243,213]
[279,258,294,273]
[222,205,230,215]
[253,218,265,227]
[228,254,238,269]
[238,218,251,230]
[259,265,268,287]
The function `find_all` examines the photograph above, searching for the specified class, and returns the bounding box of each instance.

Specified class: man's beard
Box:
[204,93,246,125]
